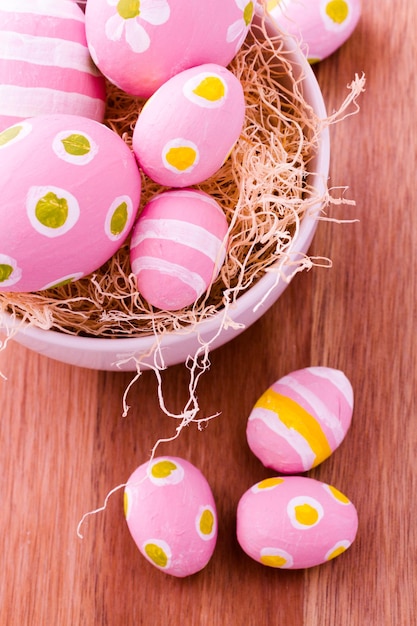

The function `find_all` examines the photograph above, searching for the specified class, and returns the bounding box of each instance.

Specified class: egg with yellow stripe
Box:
[124,456,217,577]
[246,366,353,473]
[236,475,358,569]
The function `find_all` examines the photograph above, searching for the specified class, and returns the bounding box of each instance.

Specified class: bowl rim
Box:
[0,14,330,364]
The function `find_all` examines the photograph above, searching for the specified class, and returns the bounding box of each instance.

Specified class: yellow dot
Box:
[117,0,140,19]
[327,545,347,560]
[123,491,129,518]
[165,146,197,171]
[144,542,168,568]
[193,76,225,102]
[325,0,349,24]
[257,477,284,490]
[151,460,178,479]
[199,509,214,536]
[327,484,351,504]
[294,503,319,526]
[260,554,287,568]
[243,2,254,26]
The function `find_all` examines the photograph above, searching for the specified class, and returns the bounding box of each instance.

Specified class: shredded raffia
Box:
[0,18,368,342]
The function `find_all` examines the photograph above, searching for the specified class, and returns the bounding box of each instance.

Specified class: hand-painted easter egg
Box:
[236,475,358,569]
[124,456,218,577]
[132,63,245,188]
[246,366,354,473]
[85,0,255,98]
[267,0,361,63]
[0,0,106,131]
[0,114,141,293]
[129,189,229,311]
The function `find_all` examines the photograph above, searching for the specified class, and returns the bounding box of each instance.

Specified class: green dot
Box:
[144,543,168,568]
[111,201,128,236]
[0,264,13,282]
[47,277,74,289]
[61,133,91,156]
[0,125,22,146]
[35,192,69,229]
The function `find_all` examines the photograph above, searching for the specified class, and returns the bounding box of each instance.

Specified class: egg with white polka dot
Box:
[237,475,358,569]
[124,456,218,577]
[0,0,106,132]
[129,188,228,311]
[85,0,255,98]
[132,63,245,188]
[0,114,141,293]
[267,0,361,63]
[246,366,354,474]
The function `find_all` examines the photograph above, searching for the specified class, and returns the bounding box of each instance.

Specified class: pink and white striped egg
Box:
[236,475,358,569]
[129,189,229,311]
[85,0,255,98]
[132,63,245,188]
[124,456,218,578]
[0,0,106,132]
[267,0,361,63]
[246,367,354,473]
[0,114,141,293]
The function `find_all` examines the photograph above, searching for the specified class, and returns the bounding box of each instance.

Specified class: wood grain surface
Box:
[1,2,416,624]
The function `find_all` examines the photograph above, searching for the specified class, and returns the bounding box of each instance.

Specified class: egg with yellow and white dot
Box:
[267,0,361,63]
[132,63,245,187]
[124,457,218,577]
[236,475,358,569]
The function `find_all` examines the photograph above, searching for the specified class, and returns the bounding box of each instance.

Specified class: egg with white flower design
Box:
[85,0,255,98]
[237,475,358,569]
[0,114,141,293]
[124,456,218,577]
[267,0,361,63]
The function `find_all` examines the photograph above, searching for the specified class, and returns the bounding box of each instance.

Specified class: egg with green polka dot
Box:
[0,114,141,292]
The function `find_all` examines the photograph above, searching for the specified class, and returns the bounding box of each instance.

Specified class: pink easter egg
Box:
[236,475,358,569]
[268,0,361,63]
[132,63,245,188]
[246,366,354,473]
[124,456,218,578]
[129,189,229,311]
[0,0,106,131]
[0,114,141,293]
[85,0,255,98]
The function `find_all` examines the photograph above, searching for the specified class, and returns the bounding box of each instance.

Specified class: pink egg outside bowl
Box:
[0,13,330,372]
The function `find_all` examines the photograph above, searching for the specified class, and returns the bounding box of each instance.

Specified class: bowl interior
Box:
[0,13,330,372]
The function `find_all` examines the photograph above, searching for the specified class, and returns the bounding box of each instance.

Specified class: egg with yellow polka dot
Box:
[236,475,358,569]
[267,0,361,63]
[124,456,218,577]
[132,63,245,187]
[0,113,141,293]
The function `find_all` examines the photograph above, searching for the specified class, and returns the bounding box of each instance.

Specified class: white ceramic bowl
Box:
[0,15,330,372]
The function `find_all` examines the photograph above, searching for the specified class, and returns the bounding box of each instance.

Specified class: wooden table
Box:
[1,3,416,624]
